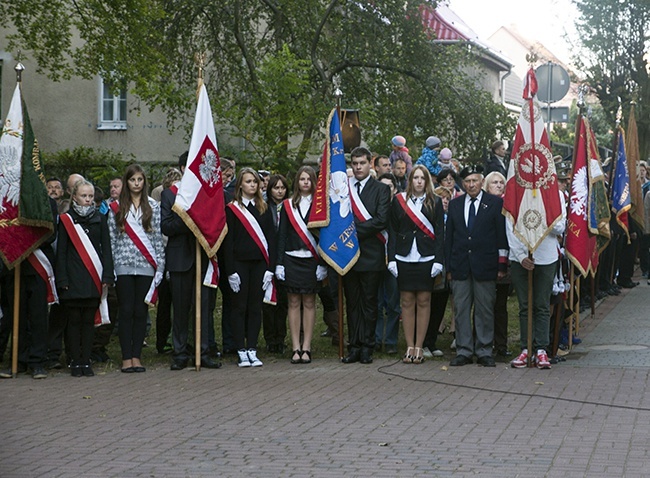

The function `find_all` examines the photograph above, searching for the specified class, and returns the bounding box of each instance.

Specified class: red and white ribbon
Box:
[203,257,219,288]
[282,199,318,258]
[27,250,59,305]
[396,193,436,240]
[60,214,110,326]
[348,179,388,244]
[227,203,276,305]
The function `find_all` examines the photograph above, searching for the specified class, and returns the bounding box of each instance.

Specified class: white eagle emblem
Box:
[0,143,21,213]
[199,149,220,188]
[569,165,588,218]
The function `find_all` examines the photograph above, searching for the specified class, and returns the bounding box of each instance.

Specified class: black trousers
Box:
[65,299,100,363]
[263,284,287,348]
[493,283,510,351]
[116,275,152,360]
[343,269,382,352]
[169,268,214,362]
[1,273,49,367]
[155,273,173,353]
[47,303,69,361]
[231,259,266,350]
[92,284,119,355]
[219,263,235,352]
[424,289,450,350]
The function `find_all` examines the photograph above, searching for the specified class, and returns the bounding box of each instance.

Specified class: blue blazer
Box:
[444,192,507,281]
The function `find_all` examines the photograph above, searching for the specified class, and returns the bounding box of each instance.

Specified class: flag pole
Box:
[195,240,202,371]
[527,255,533,367]
[333,78,345,359]
[11,264,20,377]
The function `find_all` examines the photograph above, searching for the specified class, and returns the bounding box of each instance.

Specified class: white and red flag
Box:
[172,83,227,257]
[503,68,564,253]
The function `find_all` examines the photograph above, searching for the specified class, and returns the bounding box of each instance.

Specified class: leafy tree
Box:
[571,0,650,157]
[1,0,515,169]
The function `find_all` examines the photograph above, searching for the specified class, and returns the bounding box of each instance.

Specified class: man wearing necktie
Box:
[444,165,508,367]
[342,147,391,364]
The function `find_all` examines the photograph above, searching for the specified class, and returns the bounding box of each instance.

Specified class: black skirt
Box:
[283,254,320,294]
[396,260,435,292]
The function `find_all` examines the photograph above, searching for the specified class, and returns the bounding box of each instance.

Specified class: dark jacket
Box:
[55,208,114,300]
[352,177,391,272]
[222,201,276,276]
[484,154,507,177]
[160,186,196,273]
[388,194,444,262]
[444,192,507,281]
[276,201,321,266]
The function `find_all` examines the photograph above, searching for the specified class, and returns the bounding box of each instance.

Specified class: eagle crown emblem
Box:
[199,149,220,187]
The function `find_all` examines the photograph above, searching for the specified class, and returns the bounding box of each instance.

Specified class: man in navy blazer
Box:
[444,165,508,367]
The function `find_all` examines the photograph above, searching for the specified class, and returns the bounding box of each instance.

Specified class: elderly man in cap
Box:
[444,164,509,367]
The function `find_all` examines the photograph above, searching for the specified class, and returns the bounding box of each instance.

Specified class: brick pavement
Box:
[2,281,650,477]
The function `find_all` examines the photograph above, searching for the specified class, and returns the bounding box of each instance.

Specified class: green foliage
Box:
[2,0,515,168]
[549,100,613,157]
[571,0,650,157]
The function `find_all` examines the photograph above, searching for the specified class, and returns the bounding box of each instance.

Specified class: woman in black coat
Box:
[56,179,114,377]
[387,165,444,364]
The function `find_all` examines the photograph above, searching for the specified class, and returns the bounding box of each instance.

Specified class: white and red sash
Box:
[60,213,109,326]
[282,199,318,258]
[204,257,219,288]
[396,193,436,241]
[348,178,388,244]
[27,250,58,305]
[109,201,163,305]
[227,202,277,305]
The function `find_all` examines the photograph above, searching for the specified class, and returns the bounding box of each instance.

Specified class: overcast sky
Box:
[446,0,579,65]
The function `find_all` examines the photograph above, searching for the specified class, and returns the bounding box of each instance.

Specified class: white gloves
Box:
[431,262,443,278]
[228,273,241,293]
[387,261,398,278]
[262,270,274,290]
[153,269,164,288]
[275,265,286,281]
[316,265,328,281]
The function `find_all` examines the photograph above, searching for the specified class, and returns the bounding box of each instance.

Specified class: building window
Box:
[98,78,127,130]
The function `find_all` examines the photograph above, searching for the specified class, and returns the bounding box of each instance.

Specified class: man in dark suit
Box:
[484,140,508,177]
[160,152,221,370]
[342,147,391,364]
[444,165,508,367]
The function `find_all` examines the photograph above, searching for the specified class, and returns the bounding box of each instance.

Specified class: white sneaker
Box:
[237,349,251,367]
[535,349,551,369]
[422,347,434,358]
[432,349,444,357]
[247,349,263,367]
[450,339,456,350]
[511,349,528,369]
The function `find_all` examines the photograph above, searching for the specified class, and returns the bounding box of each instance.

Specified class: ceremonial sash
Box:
[227,202,277,305]
[396,193,436,241]
[204,257,219,288]
[348,179,388,244]
[109,201,163,306]
[60,213,109,326]
[282,199,318,258]
[27,250,59,305]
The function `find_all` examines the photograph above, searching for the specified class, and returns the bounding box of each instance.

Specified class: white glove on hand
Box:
[275,265,286,281]
[153,269,165,288]
[262,270,274,290]
[316,265,328,281]
[228,273,241,293]
[431,262,443,278]
[387,261,398,278]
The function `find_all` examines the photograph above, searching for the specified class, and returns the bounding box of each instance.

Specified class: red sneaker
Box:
[511,349,528,368]
[535,349,551,369]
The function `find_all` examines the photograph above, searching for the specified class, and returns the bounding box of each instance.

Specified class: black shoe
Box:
[360,349,373,364]
[32,367,48,379]
[618,279,638,289]
[82,362,95,377]
[121,367,135,373]
[341,350,360,364]
[133,366,146,373]
[70,361,83,377]
[170,360,188,371]
[477,356,496,367]
[450,355,473,366]
[200,358,222,369]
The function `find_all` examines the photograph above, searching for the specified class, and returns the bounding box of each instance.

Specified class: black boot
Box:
[81,360,94,377]
[70,360,83,377]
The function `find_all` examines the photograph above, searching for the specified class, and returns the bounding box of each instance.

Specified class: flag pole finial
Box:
[525,51,538,67]
[616,97,623,127]
[577,84,588,113]
[14,51,25,83]
[194,52,206,93]
[333,74,343,111]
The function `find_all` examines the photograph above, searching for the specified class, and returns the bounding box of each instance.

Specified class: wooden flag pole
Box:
[338,275,344,359]
[527,263,533,367]
[575,275,581,338]
[568,266,575,351]
[11,264,20,377]
[195,239,202,371]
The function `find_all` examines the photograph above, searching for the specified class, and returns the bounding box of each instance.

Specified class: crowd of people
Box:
[0,133,646,379]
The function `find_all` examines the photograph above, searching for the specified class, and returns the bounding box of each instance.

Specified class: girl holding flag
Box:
[56,179,114,377]
[275,166,327,364]
[223,167,277,368]
[108,164,165,373]
[387,165,444,364]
